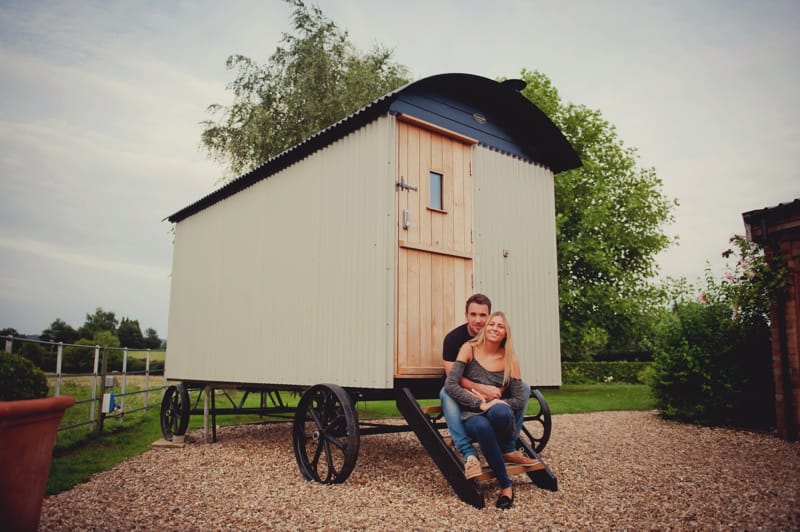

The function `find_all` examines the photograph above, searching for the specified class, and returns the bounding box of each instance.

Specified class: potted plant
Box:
[0,351,75,531]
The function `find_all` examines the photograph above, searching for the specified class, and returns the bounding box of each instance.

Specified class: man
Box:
[440,294,533,478]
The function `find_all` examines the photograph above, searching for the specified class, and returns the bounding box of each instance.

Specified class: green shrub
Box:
[647,237,783,429]
[62,342,97,373]
[0,351,49,400]
[562,361,650,384]
[647,299,773,427]
[19,341,46,368]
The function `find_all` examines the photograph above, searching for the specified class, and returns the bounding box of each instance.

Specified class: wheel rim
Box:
[292,384,360,484]
[160,383,190,440]
[523,389,552,453]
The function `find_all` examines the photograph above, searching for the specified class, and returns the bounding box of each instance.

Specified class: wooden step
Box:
[420,403,547,482]
[441,437,545,480]
[472,461,545,481]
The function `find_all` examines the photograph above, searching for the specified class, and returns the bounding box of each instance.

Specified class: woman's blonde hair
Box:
[470,311,516,385]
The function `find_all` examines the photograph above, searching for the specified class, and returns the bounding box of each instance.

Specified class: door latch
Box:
[395,177,418,192]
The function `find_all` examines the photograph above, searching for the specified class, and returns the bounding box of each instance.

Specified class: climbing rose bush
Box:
[647,236,787,428]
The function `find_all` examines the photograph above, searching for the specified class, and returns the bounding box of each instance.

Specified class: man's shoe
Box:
[503,450,538,465]
[495,493,514,510]
[464,455,482,479]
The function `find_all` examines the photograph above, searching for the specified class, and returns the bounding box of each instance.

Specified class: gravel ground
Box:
[41,411,800,531]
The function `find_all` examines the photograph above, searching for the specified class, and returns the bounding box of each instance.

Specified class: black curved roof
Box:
[168,73,581,223]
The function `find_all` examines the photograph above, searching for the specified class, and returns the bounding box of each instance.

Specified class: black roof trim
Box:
[742,198,800,221]
[167,73,580,223]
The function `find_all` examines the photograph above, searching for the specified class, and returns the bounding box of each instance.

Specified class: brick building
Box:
[743,199,800,440]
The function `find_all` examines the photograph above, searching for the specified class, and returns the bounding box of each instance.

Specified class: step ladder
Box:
[395,387,557,509]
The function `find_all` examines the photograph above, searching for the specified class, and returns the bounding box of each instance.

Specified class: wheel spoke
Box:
[322,438,335,483]
[323,435,347,451]
[310,437,324,471]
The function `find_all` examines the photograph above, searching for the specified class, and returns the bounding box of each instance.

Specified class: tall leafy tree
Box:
[78,307,118,341]
[118,318,145,348]
[40,319,79,345]
[513,70,675,359]
[201,0,410,178]
[143,328,162,350]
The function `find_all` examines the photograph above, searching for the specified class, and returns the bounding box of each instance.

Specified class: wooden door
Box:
[395,116,476,377]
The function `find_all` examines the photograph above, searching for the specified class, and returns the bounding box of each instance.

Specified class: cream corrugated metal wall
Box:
[472,147,562,386]
[166,116,397,388]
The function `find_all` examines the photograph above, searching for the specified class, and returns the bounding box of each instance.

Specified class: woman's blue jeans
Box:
[439,383,531,459]
[464,403,516,489]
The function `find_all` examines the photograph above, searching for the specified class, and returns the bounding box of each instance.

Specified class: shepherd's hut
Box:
[165,73,580,395]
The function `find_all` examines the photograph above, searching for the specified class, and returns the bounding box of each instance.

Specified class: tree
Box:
[78,308,118,341]
[40,319,79,345]
[118,318,145,348]
[143,328,162,350]
[201,0,410,179]
[512,70,676,360]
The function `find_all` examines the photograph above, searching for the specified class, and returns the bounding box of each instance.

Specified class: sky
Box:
[0,0,797,337]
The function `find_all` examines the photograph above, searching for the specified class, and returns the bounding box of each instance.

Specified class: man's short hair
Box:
[465,293,492,313]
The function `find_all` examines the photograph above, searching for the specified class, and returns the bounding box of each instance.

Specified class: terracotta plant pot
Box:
[0,395,75,532]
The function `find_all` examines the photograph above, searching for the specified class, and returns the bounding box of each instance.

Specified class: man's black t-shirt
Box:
[442,323,473,362]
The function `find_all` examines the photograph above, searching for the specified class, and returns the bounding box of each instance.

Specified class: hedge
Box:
[562,361,650,384]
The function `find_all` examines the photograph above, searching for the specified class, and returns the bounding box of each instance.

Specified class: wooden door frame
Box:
[394,115,477,377]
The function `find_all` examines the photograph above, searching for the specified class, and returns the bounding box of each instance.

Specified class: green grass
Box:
[50,376,163,449]
[129,350,165,362]
[48,414,164,495]
[47,383,654,496]
[544,383,655,414]
[354,384,654,418]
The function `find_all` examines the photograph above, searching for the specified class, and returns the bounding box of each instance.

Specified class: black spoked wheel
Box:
[292,383,360,484]
[522,389,552,453]
[160,383,190,440]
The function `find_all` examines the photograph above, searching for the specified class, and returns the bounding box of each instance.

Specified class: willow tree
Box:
[201,0,410,179]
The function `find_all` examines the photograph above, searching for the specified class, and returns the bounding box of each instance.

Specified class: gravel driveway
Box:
[41,411,800,530]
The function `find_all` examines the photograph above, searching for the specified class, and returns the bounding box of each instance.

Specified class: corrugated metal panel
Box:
[472,147,562,386]
[166,116,397,388]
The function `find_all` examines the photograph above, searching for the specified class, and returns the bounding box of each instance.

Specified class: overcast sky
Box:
[1,0,797,337]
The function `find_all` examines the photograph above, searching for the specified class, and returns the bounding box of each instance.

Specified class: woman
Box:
[444,311,535,510]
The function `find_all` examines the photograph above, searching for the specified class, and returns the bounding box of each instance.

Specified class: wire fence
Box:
[3,335,167,443]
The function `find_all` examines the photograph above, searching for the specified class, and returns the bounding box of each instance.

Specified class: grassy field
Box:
[46,382,654,495]
[49,375,164,449]
[132,350,165,361]
[543,384,654,414]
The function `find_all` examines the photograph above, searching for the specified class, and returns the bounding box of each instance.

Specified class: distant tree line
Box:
[2,307,162,349]
[1,308,164,373]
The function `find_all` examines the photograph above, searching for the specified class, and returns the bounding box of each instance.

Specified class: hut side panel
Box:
[166,117,397,388]
[472,147,562,386]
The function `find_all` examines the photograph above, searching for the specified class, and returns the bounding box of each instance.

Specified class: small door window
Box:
[429,171,443,211]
